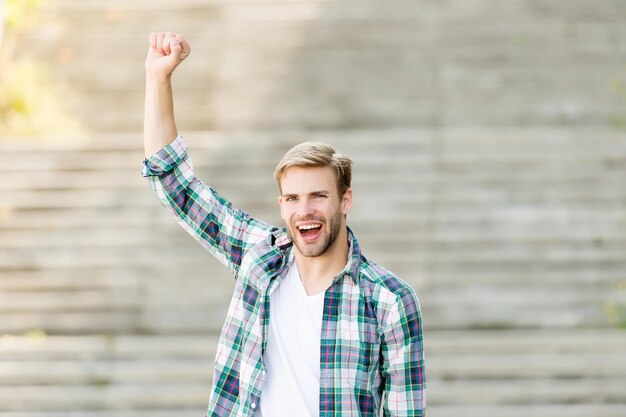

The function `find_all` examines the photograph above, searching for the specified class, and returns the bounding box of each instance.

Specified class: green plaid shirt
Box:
[143,135,426,417]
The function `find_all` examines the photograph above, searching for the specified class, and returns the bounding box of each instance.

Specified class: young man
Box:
[142,32,425,417]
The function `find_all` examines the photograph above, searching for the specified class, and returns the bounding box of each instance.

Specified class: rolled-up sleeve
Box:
[142,134,187,178]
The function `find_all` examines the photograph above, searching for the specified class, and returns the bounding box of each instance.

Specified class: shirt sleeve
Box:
[142,134,274,276]
[380,288,426,416]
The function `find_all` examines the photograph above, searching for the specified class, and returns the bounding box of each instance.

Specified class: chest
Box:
[266,264,325,359]
[233,249,381,367]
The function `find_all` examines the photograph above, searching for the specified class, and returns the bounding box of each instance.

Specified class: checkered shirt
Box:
[142,135,426,417]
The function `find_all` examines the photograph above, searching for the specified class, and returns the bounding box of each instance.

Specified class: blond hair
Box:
[274,141,353,196]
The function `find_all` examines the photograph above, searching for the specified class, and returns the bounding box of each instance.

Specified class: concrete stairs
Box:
[3,0,626,414]
[1,330,625,416]
[1,128,625,416]
[2,129,625,333]
[20,0,626,131]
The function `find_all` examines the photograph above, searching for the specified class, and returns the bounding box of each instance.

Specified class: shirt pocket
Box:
[338,326,380,389]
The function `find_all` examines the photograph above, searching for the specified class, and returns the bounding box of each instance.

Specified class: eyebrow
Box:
[282,190,330,198]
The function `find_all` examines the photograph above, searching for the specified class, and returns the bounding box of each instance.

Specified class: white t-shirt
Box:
[257,260,325,417]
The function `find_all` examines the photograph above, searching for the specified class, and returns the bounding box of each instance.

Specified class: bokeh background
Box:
[1,0,626,416]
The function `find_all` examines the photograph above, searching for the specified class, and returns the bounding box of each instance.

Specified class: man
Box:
[142,32,425,417]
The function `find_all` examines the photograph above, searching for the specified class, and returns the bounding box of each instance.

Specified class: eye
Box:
[314,193,327,199]
[285,196,296,202]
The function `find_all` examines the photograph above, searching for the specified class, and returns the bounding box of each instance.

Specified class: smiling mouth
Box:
[297,223,322,241]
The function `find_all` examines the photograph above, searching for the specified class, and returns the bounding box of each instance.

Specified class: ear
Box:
[341,188,353,215]
[278,195,286,221]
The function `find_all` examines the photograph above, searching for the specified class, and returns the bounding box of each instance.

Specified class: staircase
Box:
[20,0,626,131]
[2,0,626,416]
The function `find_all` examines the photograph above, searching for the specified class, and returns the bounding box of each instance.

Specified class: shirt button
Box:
[251,403,257,409]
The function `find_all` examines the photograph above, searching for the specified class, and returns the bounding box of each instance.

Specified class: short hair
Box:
[274,141,353,196]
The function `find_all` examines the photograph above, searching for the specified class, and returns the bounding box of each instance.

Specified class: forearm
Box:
[143,73,178,157]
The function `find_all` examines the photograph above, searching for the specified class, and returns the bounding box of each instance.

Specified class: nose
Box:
[295,198,315,218]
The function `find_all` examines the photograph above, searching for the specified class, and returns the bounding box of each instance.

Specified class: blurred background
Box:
[1,0,625,416]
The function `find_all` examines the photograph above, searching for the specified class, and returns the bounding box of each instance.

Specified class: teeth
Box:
[298,224,321,230]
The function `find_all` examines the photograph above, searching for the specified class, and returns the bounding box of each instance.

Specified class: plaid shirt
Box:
[143,135,426,417]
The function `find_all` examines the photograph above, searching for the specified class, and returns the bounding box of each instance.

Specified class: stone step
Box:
[0,307,616,334]
[0,312,161,336]
[0,283,616,315]
[4,127,625,153]
[36,0,626,26]
[0,335,217,360]
[0,308,231,335]
[0,241,619,271]
[2,227,625,251]
[425,308,609,331]
[2,189,624,213]
[428,404,626,417]
[1,306,612,335]
[429,352,626,380]
[3,146,624,173]
[2,127,626,162]
[1,268,622,297]
[2,211,623,249]
[2,331,624,359]
[2,220,623,258]
[0,412,200,417]
[0,286,233,313]
[44,59,626,100]
[1,406,626,417]
[39,15,626,51]
[0,270,141,291]
[0,264,621,296]
[0,271,619,304]
[4,128,624,151]
[1,244,624,271]
[0,378,623,411]
[2,167,625,192]
[0,360,213,386]
[0,384,209,411]
[428,270,625,287]
[427,378,625,405]
[1,204,621,230]
[39,0,625,15]
[1,352,624,386]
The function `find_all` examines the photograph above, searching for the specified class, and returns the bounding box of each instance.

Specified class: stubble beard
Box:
[289,209,343,258]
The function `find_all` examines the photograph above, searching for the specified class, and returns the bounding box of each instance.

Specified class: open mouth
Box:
[297,223,322,241]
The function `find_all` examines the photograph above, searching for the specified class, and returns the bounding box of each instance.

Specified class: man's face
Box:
[278,166,352,257]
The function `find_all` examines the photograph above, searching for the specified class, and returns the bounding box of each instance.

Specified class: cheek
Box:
[280,206,292,222]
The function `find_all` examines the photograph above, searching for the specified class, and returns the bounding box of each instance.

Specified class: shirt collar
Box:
[340,226,362,285]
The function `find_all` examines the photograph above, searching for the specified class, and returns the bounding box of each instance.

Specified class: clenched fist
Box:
[145,31,191,78]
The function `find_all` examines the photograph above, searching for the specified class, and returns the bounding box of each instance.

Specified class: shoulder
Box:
[359,257,418,302]
[357,257,421,329]
[239,226,292,274]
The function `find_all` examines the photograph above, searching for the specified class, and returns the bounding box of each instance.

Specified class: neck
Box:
[294,226,350,295]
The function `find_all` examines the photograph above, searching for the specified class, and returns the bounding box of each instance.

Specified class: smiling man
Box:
[142,32,425,417]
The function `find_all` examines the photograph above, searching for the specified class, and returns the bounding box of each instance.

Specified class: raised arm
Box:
[142,32,275,276]
[143,31,191,157]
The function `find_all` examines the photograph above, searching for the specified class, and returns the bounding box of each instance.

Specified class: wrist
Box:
[145,71,172,84]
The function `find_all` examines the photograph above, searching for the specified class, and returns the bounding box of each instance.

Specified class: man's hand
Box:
[145,32,191,79]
